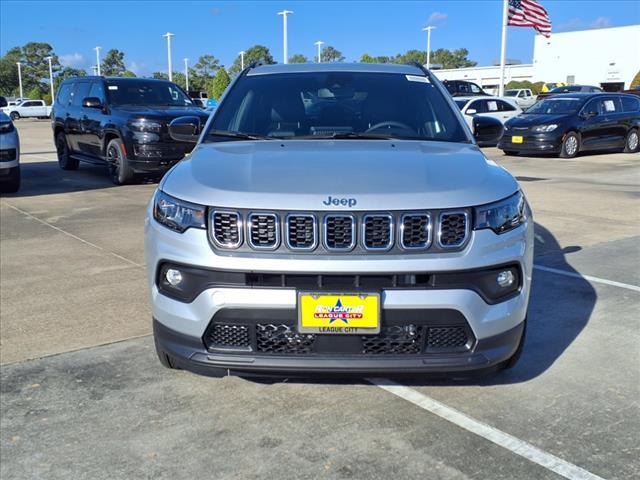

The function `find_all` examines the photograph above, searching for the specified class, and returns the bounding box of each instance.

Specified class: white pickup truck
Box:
[1,100,52,120]
[504,89,537,110]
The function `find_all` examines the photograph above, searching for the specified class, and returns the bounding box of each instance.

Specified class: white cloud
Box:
[59,52,85,68]
[591,17,611,29]
[427,11,448,26]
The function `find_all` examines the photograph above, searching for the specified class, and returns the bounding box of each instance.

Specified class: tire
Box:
[623,128,639,153]
[501,320,526,370]
[560,132,580,158]
[10,112,19,121]
[106,138,134,185]
[56,132,79,170]
[503,150,519,156]
[0,166,21,194]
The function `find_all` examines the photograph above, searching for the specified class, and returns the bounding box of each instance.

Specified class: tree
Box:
[27,85,43,100]
[394,49,427,65]
[207,68,231,100]
[21,42,61,92]
[0,47,22,95]
[152,72,169,80]
[289,54,308,64]
[101,49,127,76]
[54,67,86,90]
[192,55,221,78]
[321,46,344,63]
[121,70,136,78]
[429,48,476,69]
[360,54,375,63]
[631,70,640,89]
[229,45,276,75]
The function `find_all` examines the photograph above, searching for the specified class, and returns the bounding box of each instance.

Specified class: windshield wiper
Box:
[209,130,274,141]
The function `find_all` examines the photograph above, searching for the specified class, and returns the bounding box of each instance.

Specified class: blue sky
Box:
[1,0,639,76]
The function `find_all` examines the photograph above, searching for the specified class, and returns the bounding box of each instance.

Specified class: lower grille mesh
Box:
[256,324,315,354]
[209,324,250,348]
[362,325,424,354]
[426,326,469,350]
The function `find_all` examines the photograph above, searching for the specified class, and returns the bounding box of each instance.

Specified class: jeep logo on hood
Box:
[322,196,357,208]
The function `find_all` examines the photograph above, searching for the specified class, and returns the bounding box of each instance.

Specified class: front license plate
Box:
[298,293,380,334]
[511,135,524,144]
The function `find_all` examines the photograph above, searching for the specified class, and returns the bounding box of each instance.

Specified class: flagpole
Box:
[499,0,508,97]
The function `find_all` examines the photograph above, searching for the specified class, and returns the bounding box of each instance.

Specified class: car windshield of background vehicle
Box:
[205,72,469,143]
[105,80,194,107]
[504,91,517,96]
[524,98,583,114]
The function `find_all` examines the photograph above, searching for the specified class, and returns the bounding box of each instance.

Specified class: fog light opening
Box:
[165,268,183,287]
[497,270,515,288]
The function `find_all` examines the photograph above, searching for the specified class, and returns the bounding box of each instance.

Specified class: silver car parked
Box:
[144,63,533,377]
[0,109,20,193]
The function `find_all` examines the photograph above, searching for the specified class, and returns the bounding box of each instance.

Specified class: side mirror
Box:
[82,97,103,109]
[465,108,477,115]
[473,116,504,147]
[169,116,201,143]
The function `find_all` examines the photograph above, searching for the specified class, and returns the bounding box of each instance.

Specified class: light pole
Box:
[239,51,245,70]
[45,56,55,103]
[277,10,293,64]
[314,41,324,63]
[94,46,101,76]
[422,26,436,70]
[91,66,98,75]
[163,32,174,81]
[16,62,23,100]
[184,58,189,91]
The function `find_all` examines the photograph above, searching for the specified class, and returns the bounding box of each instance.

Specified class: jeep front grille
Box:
[286,214,317,250]
[324,215,356,251]
[438,212,468,248]
[363,215,393,250]
[248,213,279,249]
[208,209,470,253]
[211,211,242,248]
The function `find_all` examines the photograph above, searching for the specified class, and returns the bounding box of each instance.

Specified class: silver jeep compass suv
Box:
[144,63,533,377]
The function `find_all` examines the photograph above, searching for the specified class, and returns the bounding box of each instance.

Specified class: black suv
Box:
[52,77,209,184]
[443,80,489,97]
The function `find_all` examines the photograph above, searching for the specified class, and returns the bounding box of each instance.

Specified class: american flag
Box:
[508,0,552,37]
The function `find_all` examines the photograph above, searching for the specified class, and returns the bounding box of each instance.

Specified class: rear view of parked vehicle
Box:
[0,110,21,193]
[443,80,490,97]
[52,76,209,185]
[498,93,640,157]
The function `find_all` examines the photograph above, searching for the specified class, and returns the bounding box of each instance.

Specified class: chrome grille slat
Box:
[401,213,432,250]
[324,215,356,251]
[211,211,242,248]
[438,211,469,248]
[286,214,317,250]
[363,214,393,251]
[248,213,279,250]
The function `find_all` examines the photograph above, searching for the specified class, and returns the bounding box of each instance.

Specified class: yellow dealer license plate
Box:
[511,135,524,144]
[298,293,380,334]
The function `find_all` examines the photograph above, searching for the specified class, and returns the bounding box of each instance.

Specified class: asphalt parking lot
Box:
[1,120,639,480]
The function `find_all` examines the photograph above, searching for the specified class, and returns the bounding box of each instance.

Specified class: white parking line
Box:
[534,264,640,292]
[2,202,144,269]
[367,378,606,480]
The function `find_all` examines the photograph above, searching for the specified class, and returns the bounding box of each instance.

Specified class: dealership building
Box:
[433,24,639,92]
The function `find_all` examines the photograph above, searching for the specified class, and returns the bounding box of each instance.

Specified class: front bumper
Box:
[498,131,562,154]
[145,209,534,375]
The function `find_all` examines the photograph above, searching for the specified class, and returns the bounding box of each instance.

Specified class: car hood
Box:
[113,105,208,120]
[507,113,569,127]
[162,140,519,210]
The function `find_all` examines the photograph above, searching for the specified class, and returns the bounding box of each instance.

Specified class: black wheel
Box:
[10,112,19,121]
[56,132,79,170]
[0,166,21,193]
[560,132,579,158]
[503,150,519,156]
[154,341,180,370]
[501,320,526,370]
[106,138,134,185]
[623,128,639,153]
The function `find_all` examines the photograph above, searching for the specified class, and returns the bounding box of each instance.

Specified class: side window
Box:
[71,82,91,107]
[88,82,106,102]
[486,99,499,112]
[517,91,525,98]
[468,100,487,113]
[458,83,470,94]
[470,83,481,94]
[497,100,516,111]
[582,99,600,116]
[57,83,72,106]
[621,96,640,112]
[599,98,619,113]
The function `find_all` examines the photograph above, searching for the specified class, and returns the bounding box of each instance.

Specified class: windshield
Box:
[525,98,583,114]
[205,72,468,142]
[551,86,581,93]
[105,79,194,107]
[504,91,518,97]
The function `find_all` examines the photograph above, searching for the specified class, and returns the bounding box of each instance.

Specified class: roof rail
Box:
[406,61,438,84]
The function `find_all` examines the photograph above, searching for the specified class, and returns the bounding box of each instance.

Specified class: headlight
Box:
[532,124,558,132]
[474,191,528,234]
[153,190,206,233]
[0,121,14,133]
[129,119,162,132]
